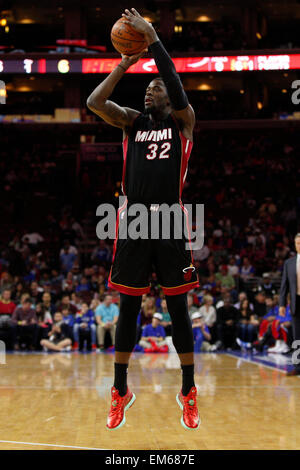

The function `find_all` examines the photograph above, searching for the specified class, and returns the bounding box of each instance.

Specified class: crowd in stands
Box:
[0,128,299,355]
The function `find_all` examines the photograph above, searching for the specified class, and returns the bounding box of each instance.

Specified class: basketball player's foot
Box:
[176,386,200,430]
[106,386,136,430]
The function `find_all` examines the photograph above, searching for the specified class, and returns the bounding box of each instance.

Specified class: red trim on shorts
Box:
[111,199,127,264]
[108,278,151,296]
[121,136,128,196]
[161,281,199,296]
[179,133,193,197]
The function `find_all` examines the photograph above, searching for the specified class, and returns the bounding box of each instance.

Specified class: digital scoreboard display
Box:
[0,54,298,74]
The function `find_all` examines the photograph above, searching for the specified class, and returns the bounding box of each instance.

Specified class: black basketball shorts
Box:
[108,201,199,296]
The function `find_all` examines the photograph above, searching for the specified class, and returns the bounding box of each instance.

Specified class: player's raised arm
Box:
[86,50,146,130]
[122,8,195,135]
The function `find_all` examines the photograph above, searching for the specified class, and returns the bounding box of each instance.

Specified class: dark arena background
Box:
[0,0,300,452]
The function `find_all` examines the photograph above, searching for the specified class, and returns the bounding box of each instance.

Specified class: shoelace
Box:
[110,397,122,415]
[183,395,198,415]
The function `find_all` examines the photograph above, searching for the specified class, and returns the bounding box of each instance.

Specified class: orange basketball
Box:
[111,17,147,56]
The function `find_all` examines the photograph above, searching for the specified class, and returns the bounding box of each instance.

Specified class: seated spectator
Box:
[227,257,239,278]
[236,299,258,348]
[95,294,119,350]
[91,240,112,266]
[59,241,78,274]
[41,312,72,352]
[198,294,216,328]
[140,296,155,326]
[215,265,235,290]
[73,302,97,351]
[253,292,267,318]
[35,302,53,344]
[256,273,276,296]
[75,276,90,293]
[139,313,168,352]
[41,292,56,316]
[240,257,255,281]
[160,299,172,336]
[253,304,292,354]
[0,289,16,350]
[234,291,254,311]
[11,298,38,350]
[57,294,77,315]
[216,295,239,349]
[191,312,212,352]
[61,306,75,340]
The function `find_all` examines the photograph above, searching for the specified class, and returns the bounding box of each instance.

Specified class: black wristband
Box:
[150,40,188,110]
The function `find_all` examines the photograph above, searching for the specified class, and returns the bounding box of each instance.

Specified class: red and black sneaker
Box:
[106,386,136,430]
[176,386,201,430]
[72,341,79,351]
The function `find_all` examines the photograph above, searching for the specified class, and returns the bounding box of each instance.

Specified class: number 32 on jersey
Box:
[146,142,171,160]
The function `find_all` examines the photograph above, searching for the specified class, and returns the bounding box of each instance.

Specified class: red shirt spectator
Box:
[0,289,16,315]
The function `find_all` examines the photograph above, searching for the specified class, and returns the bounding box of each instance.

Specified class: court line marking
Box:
[225,352,294,374]
[0,440,107,450]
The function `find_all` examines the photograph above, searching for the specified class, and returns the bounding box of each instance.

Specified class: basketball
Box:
[111,17,147,55]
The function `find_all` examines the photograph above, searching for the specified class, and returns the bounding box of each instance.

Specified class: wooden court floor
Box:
[0,351,300,450]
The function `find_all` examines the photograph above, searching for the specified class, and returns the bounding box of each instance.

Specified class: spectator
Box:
[35,302,53,341]
[140,296,155,326]
[191,312,213,352]
[95,294,119,350]
[59,241,78,273]
[234,292,254,311]
[57,294,77,315]
[11,298,38,350]
[160,299,172,336]
[240,257,255,281]
[257,273,276,296]
[215,265,235,290]
[41,292,56,316]
[0,289,16,349]
[139,313,168,352]
[198,294,216,328]
[61,306,75,340]
[236,299,258,348]
[253,292,267,318]
[216,295,239,349]
[73,302,97,351]
[41,311,72,352]
[91,240,112,265]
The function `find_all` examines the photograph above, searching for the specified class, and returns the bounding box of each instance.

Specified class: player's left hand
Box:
[122,8,154,35]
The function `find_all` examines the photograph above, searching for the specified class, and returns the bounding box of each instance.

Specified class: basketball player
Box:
[87,8,200,430]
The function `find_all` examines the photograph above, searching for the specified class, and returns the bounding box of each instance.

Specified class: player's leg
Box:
[166,293,200,430]
[165,293,195,393]
[114,293,142,394]
[107,293,142,430]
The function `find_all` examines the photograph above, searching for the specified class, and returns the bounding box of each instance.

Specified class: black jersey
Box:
[122,113,193,204]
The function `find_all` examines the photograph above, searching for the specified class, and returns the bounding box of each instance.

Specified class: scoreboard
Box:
[0,54,299,74]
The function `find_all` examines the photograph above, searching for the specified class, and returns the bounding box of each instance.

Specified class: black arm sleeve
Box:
[150,40,189,111]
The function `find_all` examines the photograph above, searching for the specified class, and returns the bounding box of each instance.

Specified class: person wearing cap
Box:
[191,312,212,352]
[139,313,167,352]
[257,273,276,296]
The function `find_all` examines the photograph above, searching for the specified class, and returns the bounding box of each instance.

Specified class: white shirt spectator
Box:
[59,245,78,256]
[22,232,44,244]
[198,305,216,327]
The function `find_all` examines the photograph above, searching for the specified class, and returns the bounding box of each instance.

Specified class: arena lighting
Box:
[1,53,300,74]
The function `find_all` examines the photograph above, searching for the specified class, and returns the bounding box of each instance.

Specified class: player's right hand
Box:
[120,48,148,69]
[279,306,286,316]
